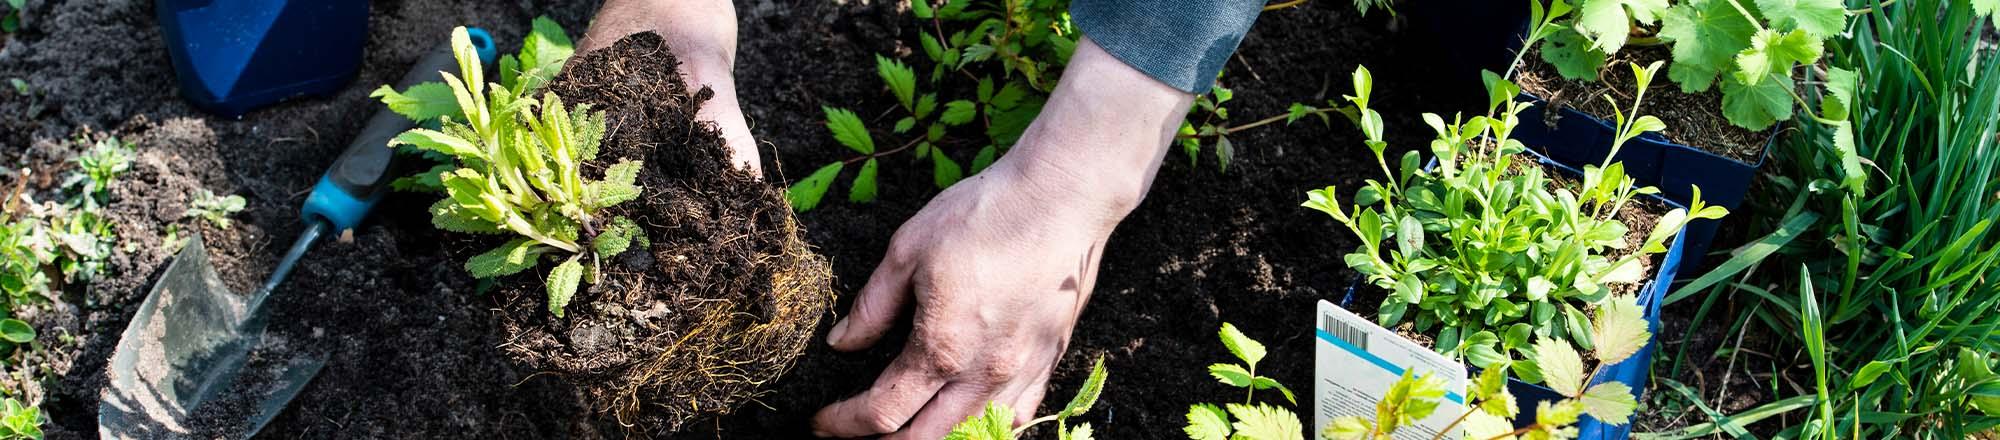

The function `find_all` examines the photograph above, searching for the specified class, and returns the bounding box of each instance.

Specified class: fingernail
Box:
[827,318,849,347]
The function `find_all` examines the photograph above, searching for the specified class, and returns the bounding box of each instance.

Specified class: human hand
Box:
[810,37,1194,439]
[576,0,761,176]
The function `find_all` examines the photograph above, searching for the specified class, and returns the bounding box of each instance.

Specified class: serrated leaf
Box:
[546,254,584,317]
[944,402,1014,440]
[1218,323,1267,366]
[372,82,460,123]
[941,100,979,126]
[876,55,918,111]
[1319,416,1371,440]
[1580,381,1638,423]
[933,152,963,188]
[1576,0,1670,53]
[1721,73,1794,130]
[1185,404,1233,440]
[991,81,1028,110]
[467,239,547,279]
[822,107,876,154]
[1062,356,1109,418]
[849,158,879,203]
[1591,294,1651,365]
[1755,0,1845,38]
[1820,67,1857,120]
[1225,403,1303,440]
[1209,363,1254,387]
[1734,29,1821,86]
[1543,27,1608,80]
[786,162,845,212]
[1535,336,1587,397]
[592,216,644,257]
[430,198,504,233]
[920,31,944,60]
[1215,136,1234,173]
[588,159,643,209]
[1068,423,1094,440]
[893,117,917,134]
[912,0,934,19]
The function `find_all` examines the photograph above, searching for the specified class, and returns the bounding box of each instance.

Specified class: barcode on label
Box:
[1322,311,1370,352]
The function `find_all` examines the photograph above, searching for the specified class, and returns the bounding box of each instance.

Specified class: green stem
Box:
[1176,107,1342,139]
[1010,414,1062,438]
[1723,0,1769,33]
[1263,0,1309,11]
[840,137,926,165]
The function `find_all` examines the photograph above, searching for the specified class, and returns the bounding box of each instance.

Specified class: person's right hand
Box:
[576,0,762,176]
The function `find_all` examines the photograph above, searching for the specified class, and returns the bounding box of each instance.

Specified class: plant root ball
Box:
[484,32,833,434]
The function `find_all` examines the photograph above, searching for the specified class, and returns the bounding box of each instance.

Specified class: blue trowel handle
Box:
[301,27,499,232]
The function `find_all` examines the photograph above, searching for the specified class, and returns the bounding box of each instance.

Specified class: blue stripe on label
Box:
[1317,328,1467,405]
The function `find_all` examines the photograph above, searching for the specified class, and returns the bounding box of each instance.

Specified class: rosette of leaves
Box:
[1301,64,1723,383]
[1528,0,1852,131]
[1184,323,1306,440]
[1321,294,1651,440]
[388,27,645,318]
[946,356,1109,440]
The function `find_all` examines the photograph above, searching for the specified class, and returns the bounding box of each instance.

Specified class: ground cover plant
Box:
[1641,1,2000,438]
[1303,62,1721,382]
[946,357,1109,440]
[1524,0,1850,131]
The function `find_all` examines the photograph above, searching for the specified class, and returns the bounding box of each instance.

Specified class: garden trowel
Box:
[98,28,499,438]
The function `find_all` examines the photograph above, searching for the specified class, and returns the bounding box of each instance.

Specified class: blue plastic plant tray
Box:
[157,0,370,117]
[1335,147,1686,439]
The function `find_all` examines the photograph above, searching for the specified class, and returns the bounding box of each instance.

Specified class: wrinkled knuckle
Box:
[860,410,905,434]
[924,350,969,378]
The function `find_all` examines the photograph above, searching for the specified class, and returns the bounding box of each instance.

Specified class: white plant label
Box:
[1314,300,1467,439]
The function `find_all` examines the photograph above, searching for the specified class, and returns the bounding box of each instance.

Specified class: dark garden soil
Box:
[0,0,1754,438]
[1517,46,1773,164]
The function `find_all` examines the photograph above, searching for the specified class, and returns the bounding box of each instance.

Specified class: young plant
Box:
[61,136,133,210]
[946,356,1109,440]
[1320,294,1650,440]
[373,16,575,193]
[1,0,22,34]
[1301,63,1722,382]
[184,189,246,229]
[0,397,40,440]
[1185,323,1304,440]
[387,27,644,318]
[1522,0,1851,131]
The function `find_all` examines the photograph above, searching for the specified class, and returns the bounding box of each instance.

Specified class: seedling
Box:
[1320,294,1650,439]
[1,0,23,34]
[946,356,1109,440]
[386,27,644,318]
[1302,63,1723,382]
[62,136,133,210]
[184,189,246,230]
[1184,323,1305,440]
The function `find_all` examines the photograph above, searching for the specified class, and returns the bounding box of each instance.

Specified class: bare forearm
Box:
[1001,36,1195,229]
[579,0,760,173]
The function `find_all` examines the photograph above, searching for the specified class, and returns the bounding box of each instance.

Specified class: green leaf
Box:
[466,239,548,279]
[1820,67,1857,121]
[1535,336,1588,397]
[1575,0,1670,53]
[389,129,485,161]
[893,117,917,134]
[1068,423,1094,440]
[1720,73,1794,130]
[912,0,934,19]
[1733,29,1821,86]
[1215,136,1234,173]
[1218,323,1267,366]
[944,402,1014,440]
[1225,403,1304,440]
[430,198,504,233]
[1755,0,1846,38]
[1250,376,1297,404]
[1184,404,1233,440]
[786,162,846,212]
[1542,27,1609,80]
[970,145,999,174]
[932,152,963,188]
[941,100,979,126]
[546,254,584,317]
[1208,363,1254,388]
[1061,356,1110,418]
[1319,416,1371,440]
[876,55,918,111]
[991,81,1028,110]
[0,320,32,344]
[371,82,460,123]
[1850,359,1894,389]
[1591,294,1651,365]
[1580,381,1638,424]
[848,159,879,203]
[822,107,876,154]
[919,32,944,61]
[1660,0,1758,92]
[588,159,643,209]
[592,216,645,257]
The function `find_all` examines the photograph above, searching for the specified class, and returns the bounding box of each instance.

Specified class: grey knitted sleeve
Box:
[1068,0,1264,94]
